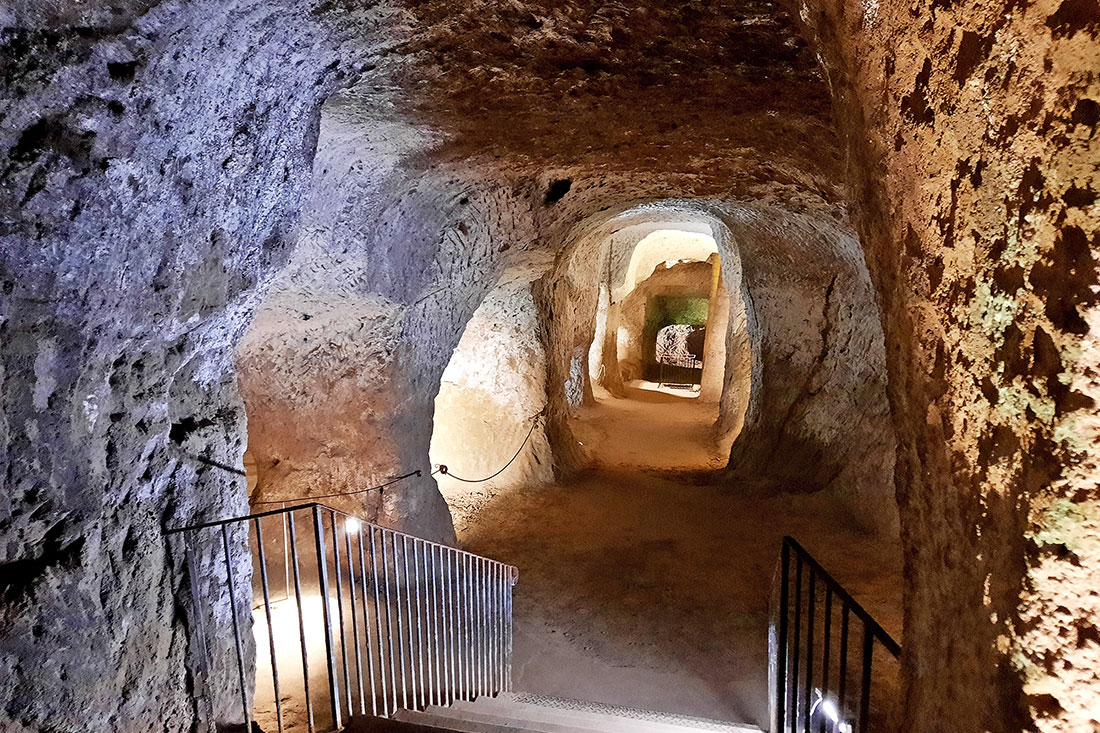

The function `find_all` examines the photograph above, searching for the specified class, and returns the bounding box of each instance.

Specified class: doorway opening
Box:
[649,298,708,393]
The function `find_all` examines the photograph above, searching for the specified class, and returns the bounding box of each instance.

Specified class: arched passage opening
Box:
[428,256,555,533]
[537,204,756,477]
[591,228,730,403]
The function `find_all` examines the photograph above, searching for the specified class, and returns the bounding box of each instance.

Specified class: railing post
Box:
[776,540,790,733]
[219,524,250,729]
[286,511,315,731]
[254,517,284,733]
[312,505,342,729]
[344,522,365,715]
[820,588,832,733]
[804,571,815,733]
[791,554,803,732]
[837,606,849,729]
[507,566,516,692]
[331,514,353,716]
[858,625,873,732]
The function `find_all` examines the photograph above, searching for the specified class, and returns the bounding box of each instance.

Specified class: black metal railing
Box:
[168,502,516,733]
[771,536,900,733]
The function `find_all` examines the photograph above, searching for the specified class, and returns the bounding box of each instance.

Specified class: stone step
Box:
[466,694,758,733]
[367,694,761,733]
[392,706,591,732]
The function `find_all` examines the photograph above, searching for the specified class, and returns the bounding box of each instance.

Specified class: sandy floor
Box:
[459,384,903,729]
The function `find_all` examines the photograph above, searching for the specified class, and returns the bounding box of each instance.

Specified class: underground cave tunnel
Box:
[2,1,1098,732]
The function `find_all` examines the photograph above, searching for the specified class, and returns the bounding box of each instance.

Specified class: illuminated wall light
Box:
[346,517,361,533]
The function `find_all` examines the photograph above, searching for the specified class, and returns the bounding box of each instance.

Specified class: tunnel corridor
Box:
[2,0,1098,731]
[462,384,903,728]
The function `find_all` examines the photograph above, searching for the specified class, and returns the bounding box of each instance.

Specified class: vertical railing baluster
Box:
[837,606,849,731]
[357,528,378,717]
[461,553,469,701]
[312,506,342,730]
[413,540,426,709]
[457,551,467,701]
[500,563,507,693]
[374,528,394,717]
[450,548,459,704]
[805,570,816,733]
[858,625,873,733]
[287,512,315,732]
[820,587,833,733]
[475,556,482,698]
[493,562,501,693]
[791,554,803,732]
[485,559,493,696]
[344,521,365,715]
[507,566,514,692]
[455,551,464,701]
[254,517,284,733]
[470,554,477,699]
[465,553,474,700]
[219,524,250,729]
[281,509,291,602]
[431,544,442,707]
[776,540,790,733]
[479,557,487,698]
[331,513,353,718]
[427,543,436,707]
[402,536,417,708]
[442,547,452,705]
[398,530,411,708]
[486,560,493,695]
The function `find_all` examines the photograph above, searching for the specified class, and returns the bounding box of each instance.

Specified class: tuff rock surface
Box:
[2,0,1097,730]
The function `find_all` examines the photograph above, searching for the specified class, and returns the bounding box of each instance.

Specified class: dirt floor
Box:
[459,384,903,729]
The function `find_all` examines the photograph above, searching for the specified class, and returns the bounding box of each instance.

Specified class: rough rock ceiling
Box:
[354,0,844,202]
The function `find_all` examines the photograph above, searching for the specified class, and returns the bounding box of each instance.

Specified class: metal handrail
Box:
[170,502,517,732]
[772,536,899,733]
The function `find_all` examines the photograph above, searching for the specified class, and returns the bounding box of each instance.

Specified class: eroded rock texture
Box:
[3,0,1096,729]
[722,205,897,537]
[430,256,555,531]
[789,0,1100,726]
[0,1,364,729]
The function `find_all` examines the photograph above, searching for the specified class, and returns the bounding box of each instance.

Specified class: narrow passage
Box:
[459,384,903,729]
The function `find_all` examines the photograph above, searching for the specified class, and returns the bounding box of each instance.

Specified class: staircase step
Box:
[392,706,591,732]
[448,700,674,733]
[458,695,757,733]
[345,694,760,733]
[424,703,601,732]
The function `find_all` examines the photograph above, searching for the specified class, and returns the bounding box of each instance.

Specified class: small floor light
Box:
[811,689,850,732]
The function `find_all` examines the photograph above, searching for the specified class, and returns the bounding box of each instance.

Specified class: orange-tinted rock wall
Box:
[791,0,1100,726]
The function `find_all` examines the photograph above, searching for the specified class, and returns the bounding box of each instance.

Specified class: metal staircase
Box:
[169,505,897,733]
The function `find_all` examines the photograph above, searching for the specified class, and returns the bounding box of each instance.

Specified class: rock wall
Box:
[430,256,555,531]
[0,2,364,729]
[10,0,1085,725]
[720,204,899,537]
[789,0,1100,725]
[233,89,565,541]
